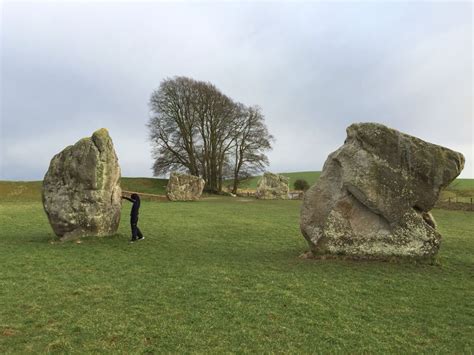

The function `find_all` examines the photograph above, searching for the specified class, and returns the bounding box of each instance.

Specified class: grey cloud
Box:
[1,1,472,180]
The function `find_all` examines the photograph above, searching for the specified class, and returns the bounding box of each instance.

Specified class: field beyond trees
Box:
[0,176,473,352]
[1,171,471,202]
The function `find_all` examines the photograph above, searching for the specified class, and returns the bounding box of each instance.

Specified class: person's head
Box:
[131,193,139,201]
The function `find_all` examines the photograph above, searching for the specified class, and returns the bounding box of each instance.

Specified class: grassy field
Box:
[441,178,474,204]
[121,177,168,195]
[447,179,474,191]
[1,171,471,200]
[0,194,473,352]
[0,181,43,202]
[0,178,168,203]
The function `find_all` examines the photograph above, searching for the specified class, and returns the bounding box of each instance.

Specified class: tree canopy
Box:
[148,76,273,193]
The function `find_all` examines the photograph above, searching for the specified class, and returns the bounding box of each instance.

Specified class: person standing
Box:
[122,193,144,242]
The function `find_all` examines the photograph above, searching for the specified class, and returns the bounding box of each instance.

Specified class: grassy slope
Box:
[0,181,43,202]
[0,172,472,201]
[447,179,474,191]
[0,199,472,353]
[0,178,167,202]
[441,179,474,203]
[120,177,167,195]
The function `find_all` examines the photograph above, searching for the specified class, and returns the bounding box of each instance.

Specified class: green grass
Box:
[0,197,472,353]
[120,177,167,195]
[441,179,474,203]
[0,178,168,202]
[0,181,43,202]
[448,179,474,191]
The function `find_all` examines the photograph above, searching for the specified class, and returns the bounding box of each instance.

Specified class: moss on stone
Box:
[300,122,464,261]
[42,129,121,240]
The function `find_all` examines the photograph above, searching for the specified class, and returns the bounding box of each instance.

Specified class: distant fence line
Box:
[436,197,473,212]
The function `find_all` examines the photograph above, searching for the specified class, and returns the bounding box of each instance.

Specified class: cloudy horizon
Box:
[1,1,472,180]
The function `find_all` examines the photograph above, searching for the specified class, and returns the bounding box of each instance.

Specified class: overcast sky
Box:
[1,0,472,180]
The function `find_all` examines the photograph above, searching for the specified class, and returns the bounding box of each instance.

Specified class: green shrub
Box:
[294,179,310,191]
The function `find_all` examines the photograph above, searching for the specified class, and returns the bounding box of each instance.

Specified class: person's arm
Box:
[122,196,134,202]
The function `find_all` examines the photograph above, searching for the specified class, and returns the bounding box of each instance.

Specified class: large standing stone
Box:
[300,123,464,260]
[42,128,122,240]
[256,172,289,200]
[166,172,205,201]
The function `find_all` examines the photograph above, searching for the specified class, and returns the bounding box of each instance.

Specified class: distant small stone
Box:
[42,128,122,241]
[166,172,205,201]
[300,122,464,260]
[256,172,289,199]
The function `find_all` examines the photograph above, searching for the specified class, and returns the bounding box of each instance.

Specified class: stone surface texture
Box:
[256,172,289,200]
[42,129,122,240]
[300,123,464,259]
[166,172,205,201]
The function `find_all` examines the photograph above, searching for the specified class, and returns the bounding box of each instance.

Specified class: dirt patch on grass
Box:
[2,328,17,337]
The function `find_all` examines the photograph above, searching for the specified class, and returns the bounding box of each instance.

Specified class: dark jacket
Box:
[123,193,140,221]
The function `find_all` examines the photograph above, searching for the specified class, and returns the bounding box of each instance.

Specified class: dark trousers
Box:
[131,218,143,240]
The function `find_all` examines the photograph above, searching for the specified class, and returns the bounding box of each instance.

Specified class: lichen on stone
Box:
[42,128,122,240]
[166,172,205,201]
[255,172,289,200]
[300,122,464,260]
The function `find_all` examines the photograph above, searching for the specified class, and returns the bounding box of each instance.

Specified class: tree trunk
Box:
[232,146,243,194]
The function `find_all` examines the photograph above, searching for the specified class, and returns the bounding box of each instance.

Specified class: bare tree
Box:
[148,76,273,194]
[193,80,237,192]
[148,77,200,176]
[230,105,273,194]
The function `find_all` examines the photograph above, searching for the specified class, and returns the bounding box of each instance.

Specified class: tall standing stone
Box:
[256,172,289,199]
[300,123,464,260]
[42,128,122,240]
[166,172,205,201]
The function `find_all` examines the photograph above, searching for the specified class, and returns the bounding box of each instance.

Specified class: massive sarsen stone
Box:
[256,172,289,200]
[300,123,464,260]
[42,128,122,240]
[166,172,205,201]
